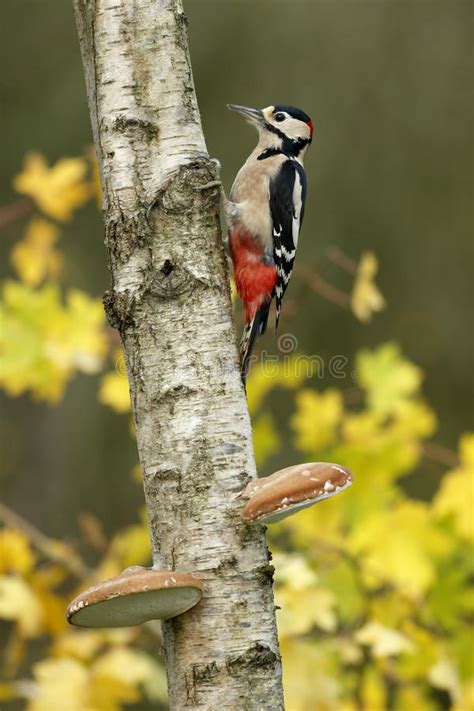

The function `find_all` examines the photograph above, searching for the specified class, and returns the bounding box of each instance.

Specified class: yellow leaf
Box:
[109,523,151,569]
[0,281,64,400]
[28,658,89,711]
[278,488,347,551]
[246,366,274,415]
[246,355,308,415]
[274,554,337,638]
[355,621,415,657]
[428,657,461,704]
[47,289,108,373]
[350,251,386,322]
[0,682,17,701]
[455,679,474,711]
[0,575,43,637]
[277,586,337,637]
[99,372,131,413]
[131,463,142,483]
[252,413,279,466]
[87,146,103,209]
[29,569,68,637]
[395,686,439,711]
[11,218,62,286]
[14,152,90,222]
[324,559,365,624]
[390,399,437,440]
[94,557,122,583]
[433,433,474,542]
[459,432,474,467]
[396,621,439,679]
[273,553,318,590]
[281,638,341,711]
[92,647,167,704]
[53,629,135,662]
[0,529,35,574]
[54,630,105,663]
[349,501,452,598]
[341,399,436,483]
[29,647,161,711]
[360,667,387,710]
[369,591,413,631]
[291,388,343,453]
[356,342,423,418]
[0,281,107,402]
[333,638,364,665]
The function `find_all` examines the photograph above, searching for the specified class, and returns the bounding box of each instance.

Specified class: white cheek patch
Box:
[292,172,303,247]
[284,117,310,141]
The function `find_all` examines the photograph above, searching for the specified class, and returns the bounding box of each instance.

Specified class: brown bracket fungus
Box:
[241,462,353,524]
[66,566,203,628]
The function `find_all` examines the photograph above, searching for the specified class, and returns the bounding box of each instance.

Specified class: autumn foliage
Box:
[0,151,472,710]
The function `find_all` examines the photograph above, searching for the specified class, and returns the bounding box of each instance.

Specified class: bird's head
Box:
[227,103,313,158]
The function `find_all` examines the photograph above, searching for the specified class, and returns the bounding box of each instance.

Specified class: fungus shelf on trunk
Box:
[241,462,353,524]
[66,566,203,628]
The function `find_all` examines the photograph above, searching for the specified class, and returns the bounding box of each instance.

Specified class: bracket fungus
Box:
[241,462,353,524]
[66,566,203,628]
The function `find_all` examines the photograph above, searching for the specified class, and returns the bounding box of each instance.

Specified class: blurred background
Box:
[0,1,472,710]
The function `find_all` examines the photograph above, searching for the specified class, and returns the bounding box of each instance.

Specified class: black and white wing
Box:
[269,159,307,329]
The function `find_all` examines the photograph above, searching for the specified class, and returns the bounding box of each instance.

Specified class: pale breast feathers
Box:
[229,153,287,250]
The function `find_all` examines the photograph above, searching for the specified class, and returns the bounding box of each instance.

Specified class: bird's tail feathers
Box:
[240,303,270,382]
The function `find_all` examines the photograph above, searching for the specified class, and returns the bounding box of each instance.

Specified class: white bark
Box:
[73,1,284,708]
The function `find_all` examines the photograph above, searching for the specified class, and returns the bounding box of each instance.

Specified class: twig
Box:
[422,442,459,469]
[0,503,166,642]
[342,387,363,405]
[0,501,91,579]
[0,198,33,228]
[326,246,358,274]
[295,263,351,309]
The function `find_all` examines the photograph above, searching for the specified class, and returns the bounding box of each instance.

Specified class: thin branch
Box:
[0,501,91,579]
[422,442,459,469]
[295,263,351,309]
[0,502,165,643]
[0,198,33,228]
[326,246,358,274]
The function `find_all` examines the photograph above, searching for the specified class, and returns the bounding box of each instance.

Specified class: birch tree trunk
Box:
[73,1,284,708]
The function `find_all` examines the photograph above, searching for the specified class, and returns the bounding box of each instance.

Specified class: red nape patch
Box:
[307,119,314,138]
[229,229,277,321]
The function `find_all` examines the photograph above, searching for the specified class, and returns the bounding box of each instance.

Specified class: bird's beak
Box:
[227,104,264,126]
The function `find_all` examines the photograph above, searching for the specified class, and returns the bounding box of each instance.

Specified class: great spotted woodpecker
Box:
[226,103,313,380]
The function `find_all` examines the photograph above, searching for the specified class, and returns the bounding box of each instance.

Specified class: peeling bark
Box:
[73,1,284,708]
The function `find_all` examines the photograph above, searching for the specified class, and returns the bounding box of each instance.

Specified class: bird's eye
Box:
[274,112,286,122]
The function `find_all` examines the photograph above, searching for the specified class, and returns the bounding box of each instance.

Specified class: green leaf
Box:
[356,342,423,418]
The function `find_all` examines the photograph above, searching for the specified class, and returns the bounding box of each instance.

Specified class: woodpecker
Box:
[226,103,313,380]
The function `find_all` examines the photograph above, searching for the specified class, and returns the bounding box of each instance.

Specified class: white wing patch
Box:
[276,268,290,285]
[274,241,295,262]
[292,171,303,248]
[281,244,296,261]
